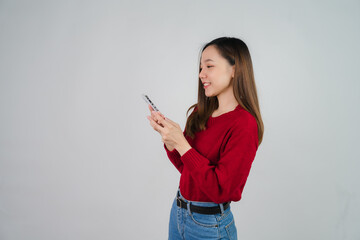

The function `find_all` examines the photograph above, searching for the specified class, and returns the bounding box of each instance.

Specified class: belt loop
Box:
[219,203,225,215]
[187,202,191,215]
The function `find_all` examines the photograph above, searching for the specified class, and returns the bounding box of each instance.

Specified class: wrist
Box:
[176,141,192,157]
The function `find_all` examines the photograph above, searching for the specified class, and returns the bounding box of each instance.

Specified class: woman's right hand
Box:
[146,104,175,151]
[147,104,165,127]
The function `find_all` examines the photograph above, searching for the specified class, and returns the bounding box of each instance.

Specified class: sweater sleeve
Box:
[164,142,184,173]
[180,123,259,203]
[164,106,197,174]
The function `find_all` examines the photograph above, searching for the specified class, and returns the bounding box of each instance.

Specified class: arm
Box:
[163,106,197,173]
[180,123,259,203]
[164,143,184,173]
[164,128,187,173]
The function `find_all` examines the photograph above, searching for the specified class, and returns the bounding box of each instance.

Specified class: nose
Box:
[199,69,206,79]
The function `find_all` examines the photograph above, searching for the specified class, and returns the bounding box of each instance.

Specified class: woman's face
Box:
[199,45,235,98]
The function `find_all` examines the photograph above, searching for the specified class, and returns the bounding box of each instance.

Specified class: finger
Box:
[155,113,170,127]
[148,107,165,119]
[148,105,163,119]
[148,116,163,128]
[148,104,154,114]
[155,110,166,119]
[158,111,165,119]
[153,112,170,126]
[147,116,164,131]
[150,111,158,123]
[163,116,177,126]
[148,113,165,128]
[151,111,166,125]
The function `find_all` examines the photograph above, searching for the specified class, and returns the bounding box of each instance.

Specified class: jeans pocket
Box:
[225,218,237,240]
[188,211,219,228]
[215,206,231,221]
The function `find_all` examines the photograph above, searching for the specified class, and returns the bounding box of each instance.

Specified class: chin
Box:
[205,91,216,98]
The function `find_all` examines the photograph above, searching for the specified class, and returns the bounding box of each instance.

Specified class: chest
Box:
[188,125,231,164]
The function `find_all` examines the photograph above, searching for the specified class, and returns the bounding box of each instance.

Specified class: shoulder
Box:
[229,109,259,149]
[232,108,258,134]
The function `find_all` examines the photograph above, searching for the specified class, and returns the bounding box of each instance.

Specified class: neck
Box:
[216,89,238,112]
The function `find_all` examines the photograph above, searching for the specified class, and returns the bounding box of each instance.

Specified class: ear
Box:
[231,65,235,78]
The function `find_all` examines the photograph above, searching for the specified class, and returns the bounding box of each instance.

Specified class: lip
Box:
[203,83,211,89]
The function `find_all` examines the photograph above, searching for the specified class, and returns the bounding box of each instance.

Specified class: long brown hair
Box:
[185,37,264,146]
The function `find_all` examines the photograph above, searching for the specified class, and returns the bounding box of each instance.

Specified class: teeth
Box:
[204,83,210,86]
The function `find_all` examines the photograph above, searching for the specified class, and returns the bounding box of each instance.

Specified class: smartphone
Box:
[142,94,160,112]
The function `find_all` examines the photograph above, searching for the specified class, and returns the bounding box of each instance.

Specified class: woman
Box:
[147,37,264,240]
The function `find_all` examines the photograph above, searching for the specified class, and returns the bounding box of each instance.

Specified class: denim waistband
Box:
[177,188,221,207]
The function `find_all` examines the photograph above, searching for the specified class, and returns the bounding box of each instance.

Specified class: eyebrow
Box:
[200,59,215,66]
[202,59,214,63]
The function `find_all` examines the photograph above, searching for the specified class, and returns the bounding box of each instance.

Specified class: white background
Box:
[1,0,359,239]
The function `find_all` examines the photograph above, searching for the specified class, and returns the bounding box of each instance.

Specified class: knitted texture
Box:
[164,104,259,203]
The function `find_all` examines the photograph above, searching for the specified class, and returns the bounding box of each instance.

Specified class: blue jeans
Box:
[168,188,237,240]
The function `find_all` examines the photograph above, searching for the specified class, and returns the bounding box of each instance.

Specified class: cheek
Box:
[209,69,222,80]
[209,69,231,86]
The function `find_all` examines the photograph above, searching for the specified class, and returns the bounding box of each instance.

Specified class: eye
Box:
[200,66,213,71]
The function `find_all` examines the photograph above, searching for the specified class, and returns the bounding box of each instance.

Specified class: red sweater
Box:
[164,104,259,204]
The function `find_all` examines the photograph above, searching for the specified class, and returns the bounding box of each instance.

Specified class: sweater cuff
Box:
[181,148,209,171]
[164,143,181,158]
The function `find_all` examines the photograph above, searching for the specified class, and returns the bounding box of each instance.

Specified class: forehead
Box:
[200,45,221,62]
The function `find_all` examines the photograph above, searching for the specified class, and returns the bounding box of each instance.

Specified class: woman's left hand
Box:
[147,111,191,155]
